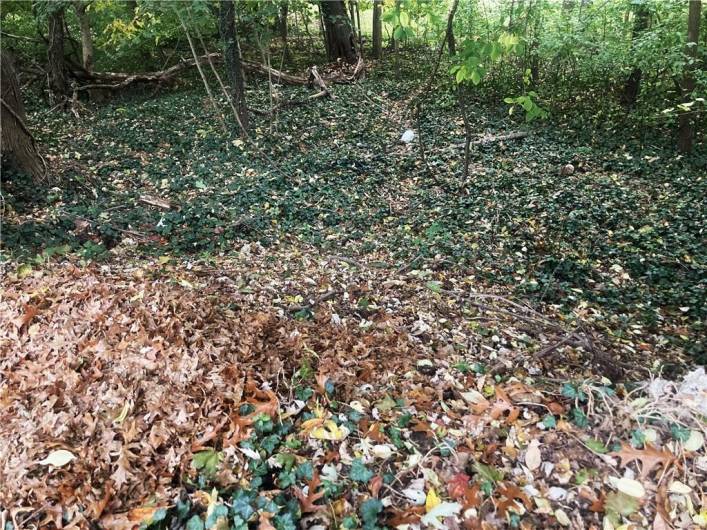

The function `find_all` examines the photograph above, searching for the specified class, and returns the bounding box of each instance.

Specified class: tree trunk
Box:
[280,3,291,63]
[678,0,701,154]
[219,0,248,134]
[320,0,357,63]
[622,3,650,107]
[126,0,138,16]
[372,0,382,59]
[354,0,363,55]
[348,0,357,38]
[446,0,460,56]
[1,50,46,181]
[73,1,93,73]
[390,0,401,51]
[48,7,68,104]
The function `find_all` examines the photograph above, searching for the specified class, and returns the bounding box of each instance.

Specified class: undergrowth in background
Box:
[2,54,705,362]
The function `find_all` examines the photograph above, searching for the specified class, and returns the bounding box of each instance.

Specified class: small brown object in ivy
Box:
[559,163,575,176]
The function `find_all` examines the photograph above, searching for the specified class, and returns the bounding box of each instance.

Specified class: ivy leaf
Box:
[296,461,314,481]
[350,458,374,483]
[278,470,296,488]
[605,491,639,522]
[542,414,557,428]
[230,489,255,521]
[273,512,297,530]
[205,504,228,529]
[561,383,579,400]
[670,424,691,442]
[360,498,383,526]
[425,281,442,293]
[186,515,204,530]
[571,407,588,428]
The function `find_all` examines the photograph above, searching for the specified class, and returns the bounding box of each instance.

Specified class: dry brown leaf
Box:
[258,511,277,530]
[100,506,168,530]
[611,443,676,478]
[370,475,383,498]
[495,482,532,517]
[654,482,672,527]
[13,304,39,331]
[386,506,424,527]
[447,472,471,500]
[293,470,325,513]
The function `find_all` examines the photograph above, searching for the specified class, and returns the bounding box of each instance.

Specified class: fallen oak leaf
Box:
[611,442,676,478]
[315,372,330,395]
[14,304,39,331]
[525,439,542,470]
[294,470,325,513]
[364,422,389,443]
[463,482,481,510]
[410,419,435,437]
[495,482,532,517]
[425,487,441,512]
[90,482,114,519]
[447,472,471,500]
[244,381,279,418]
[489,387,519,423]
[386,506,424,527]
[309,420,349,441]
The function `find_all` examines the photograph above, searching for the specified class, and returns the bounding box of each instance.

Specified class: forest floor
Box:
[1,58,706,529]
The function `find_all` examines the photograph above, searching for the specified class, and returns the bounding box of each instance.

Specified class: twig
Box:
[287,290,339,313]
[397,253,424,274]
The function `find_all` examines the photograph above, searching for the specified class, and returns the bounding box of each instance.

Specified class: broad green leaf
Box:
[472,461,503,483]
[399,11,409,27]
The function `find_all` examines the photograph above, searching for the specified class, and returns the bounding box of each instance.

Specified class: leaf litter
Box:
[2,244,706,530]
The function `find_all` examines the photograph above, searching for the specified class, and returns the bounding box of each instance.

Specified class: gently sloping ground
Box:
[1,256,705,529]
[4,76,704,364]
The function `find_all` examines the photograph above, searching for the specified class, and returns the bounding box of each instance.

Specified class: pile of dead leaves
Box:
[1,262,705,530]
[0,264,421,525]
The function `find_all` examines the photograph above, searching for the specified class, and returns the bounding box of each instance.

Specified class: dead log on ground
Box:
[307,66,333,98]
[139,195,175,211]
[456,131,529,147]
[72,52,364,93]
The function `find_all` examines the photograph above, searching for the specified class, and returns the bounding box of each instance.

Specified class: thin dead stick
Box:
[175,10,229,136]
[192,23,247,136]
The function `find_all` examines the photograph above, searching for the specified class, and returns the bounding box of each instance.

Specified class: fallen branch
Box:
[138,195,174,211]
[72,53,362,96]
[287,290,339,313]
[307,66,333,98]
[456,131,529,146]
[73,53,222,91]
[242,60,308,85]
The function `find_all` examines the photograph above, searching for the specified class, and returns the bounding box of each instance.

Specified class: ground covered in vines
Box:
[1,55,706,529]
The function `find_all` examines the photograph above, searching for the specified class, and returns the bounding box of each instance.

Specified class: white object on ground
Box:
[648,367,707,416]
[401,129,415,143]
